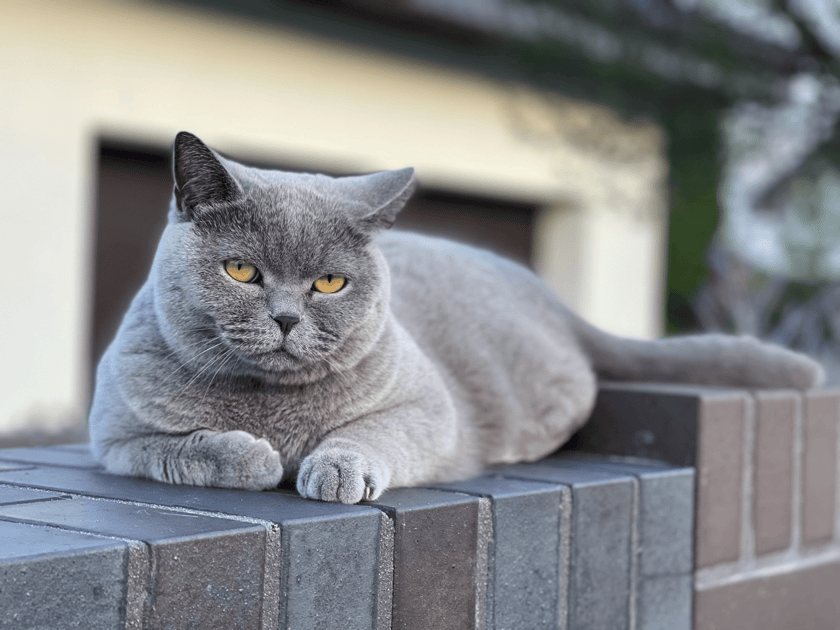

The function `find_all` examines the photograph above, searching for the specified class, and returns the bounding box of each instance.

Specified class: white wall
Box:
[0,0,668,431]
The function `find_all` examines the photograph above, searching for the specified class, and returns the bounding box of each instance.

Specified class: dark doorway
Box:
[92,142,173,379]
[91,140,538,384]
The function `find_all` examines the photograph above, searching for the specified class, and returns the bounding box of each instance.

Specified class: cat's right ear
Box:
[173,131,242,219]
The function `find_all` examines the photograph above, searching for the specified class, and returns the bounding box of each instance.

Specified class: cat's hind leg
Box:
[100,429,284,490]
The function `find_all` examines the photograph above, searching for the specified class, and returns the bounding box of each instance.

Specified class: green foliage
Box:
[661,104,724,333]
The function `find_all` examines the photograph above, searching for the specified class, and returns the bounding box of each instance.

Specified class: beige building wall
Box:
[0,0,668,432]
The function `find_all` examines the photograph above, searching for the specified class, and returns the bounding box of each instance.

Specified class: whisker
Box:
[170,347,234,407]
[198,348,237,409]
[157,338,211,363]
[320,356,353,388]
[161,341,225,382]
[155,333,223,368]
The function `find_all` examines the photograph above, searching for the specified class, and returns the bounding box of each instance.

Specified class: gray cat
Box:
[89,131,824,504]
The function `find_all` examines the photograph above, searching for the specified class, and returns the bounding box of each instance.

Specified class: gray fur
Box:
[88,132,825,504]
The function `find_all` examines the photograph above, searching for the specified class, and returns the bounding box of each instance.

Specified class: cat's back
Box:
[378,230,566,323]
[377,231,595,461]
[378,230,545,308]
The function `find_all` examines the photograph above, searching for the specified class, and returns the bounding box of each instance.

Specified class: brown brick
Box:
[695,393,749,568]
[802,390,839,546]
[695,559,840,630]
[753,391,797,556]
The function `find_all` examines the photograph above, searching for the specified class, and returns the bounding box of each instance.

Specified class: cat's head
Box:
[152,131,416,384]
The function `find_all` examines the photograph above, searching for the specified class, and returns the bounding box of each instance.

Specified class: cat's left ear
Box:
[173,131,243,219]
[340,167,417,233]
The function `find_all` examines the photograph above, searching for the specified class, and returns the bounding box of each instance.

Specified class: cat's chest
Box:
[179,376,355,440]
[203,379,334,419]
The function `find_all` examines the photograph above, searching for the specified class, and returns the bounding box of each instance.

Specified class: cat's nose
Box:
[272,313,300,335]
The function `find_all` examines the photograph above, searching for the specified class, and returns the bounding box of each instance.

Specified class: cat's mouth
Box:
[250,341,301,363]
[221,328,323,375]
[222,327,299,359]
[278,345,299,359]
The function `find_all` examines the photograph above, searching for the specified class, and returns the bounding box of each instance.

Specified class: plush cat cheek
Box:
[225,260,259,283]
[313,274,346,294]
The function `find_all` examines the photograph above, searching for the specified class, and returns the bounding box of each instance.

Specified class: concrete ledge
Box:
[0,448,385,630]
[0,443,693,629]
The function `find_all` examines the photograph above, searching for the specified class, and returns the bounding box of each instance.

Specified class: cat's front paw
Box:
[202,430,284,490]
[296,445,390,504]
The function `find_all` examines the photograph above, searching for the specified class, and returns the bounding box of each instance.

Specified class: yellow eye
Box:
[225,260,259,283]
[313,274,346,294]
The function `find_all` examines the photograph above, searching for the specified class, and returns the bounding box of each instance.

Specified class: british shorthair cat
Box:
[88,132,823,503]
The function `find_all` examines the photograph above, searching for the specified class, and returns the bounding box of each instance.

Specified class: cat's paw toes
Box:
[208,430,284,490]
[296,447,389,504]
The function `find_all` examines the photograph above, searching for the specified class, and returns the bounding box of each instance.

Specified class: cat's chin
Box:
[236,347,334,385]
[247,346,301,369]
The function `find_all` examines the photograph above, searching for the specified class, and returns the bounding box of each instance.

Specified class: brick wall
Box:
[0,444,694,629]
[570,383,840,629]
[1,383,834,628]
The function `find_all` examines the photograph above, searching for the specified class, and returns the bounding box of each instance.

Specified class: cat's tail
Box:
[570,316,825,390]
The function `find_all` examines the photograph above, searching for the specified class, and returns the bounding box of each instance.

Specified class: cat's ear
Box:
[173,131,243,218]
[339,167,416,233]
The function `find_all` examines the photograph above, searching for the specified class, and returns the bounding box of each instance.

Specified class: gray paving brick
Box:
[373,487,482,630]
[0,461,34,472]
[0,485,69,505]
[494,460,636,630]
[0,462,386,630]
[0,519,127,629]
[53,443,93,452]
[631,469,694,576]
[638,574,693,630]
[279,509,390,630]
[555,453,695,574]
[554,453,694,630]
[0,443,99,468]
[432,475,568,630]
[0,492,262,541]
[0,496,267,629]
